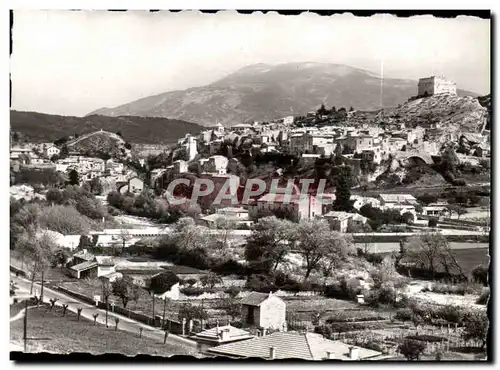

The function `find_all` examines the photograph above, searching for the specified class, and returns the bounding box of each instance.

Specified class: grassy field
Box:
[452,248,489,275]
[10,303,195,356]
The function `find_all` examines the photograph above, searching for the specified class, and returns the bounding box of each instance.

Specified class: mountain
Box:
[87,62,477,126]
[10,110,203,144]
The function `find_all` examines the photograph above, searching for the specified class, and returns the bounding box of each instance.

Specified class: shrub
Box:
[395,308,414,322]
[224,286,242,298]
[422,283,474,296]
[245,274,275,293]
[428,218,438,228]
[180,287,216,297]
[476,288,490,305]
[472,265,488,286]
[435,305,466,324]
[211,259,247,276]
[406,334,447,343]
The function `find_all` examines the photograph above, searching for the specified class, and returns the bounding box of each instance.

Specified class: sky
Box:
[11,10,491,117]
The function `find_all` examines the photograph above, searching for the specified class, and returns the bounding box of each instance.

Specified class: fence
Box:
[55,285,184,334]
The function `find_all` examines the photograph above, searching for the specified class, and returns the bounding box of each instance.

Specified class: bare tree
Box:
[404,233,453,278]
[118,229,132,254]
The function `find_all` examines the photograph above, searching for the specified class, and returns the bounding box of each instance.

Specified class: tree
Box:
[221,298,242,321]
[398,339,426,361]
[40,205,91,234]
[111,277,135,308]
[456,207,468,220]
[472,265,488,286]
[441,146,459,175]
[150,271,180,295]
[100,278,112,327]
[245,217,295,273]
[78,235,92,250]
[320,234,356,281]
[404,233,463,278]
[116,131,123,138]
[89,177,103,195]
[317,103,328,116]
[25,231,58,303]
[170,217,208,251]
[332,166,354,212]
[178,302,208,323]
[68,169,80,186]
[117,229,132,254]
[124,142,132,150]
[296,219,353,279]
[76,196,106,220]
[401,212,415,225]
[51,248,69,267]
[462,310,488,349]
[417,193,438,205]
[200,272,223,289]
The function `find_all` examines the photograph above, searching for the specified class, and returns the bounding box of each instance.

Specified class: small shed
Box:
[240,292,286,330]
[70,261,98,279]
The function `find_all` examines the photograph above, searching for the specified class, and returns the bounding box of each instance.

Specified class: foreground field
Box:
[10,303,195,356]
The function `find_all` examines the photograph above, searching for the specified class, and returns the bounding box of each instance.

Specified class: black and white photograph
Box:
[8,9,491,362]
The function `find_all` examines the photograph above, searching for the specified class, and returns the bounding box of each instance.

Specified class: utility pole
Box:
[23,300,28,352]
[162,297,167,328]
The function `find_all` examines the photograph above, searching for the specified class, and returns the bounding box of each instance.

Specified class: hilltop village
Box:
[10,76,490,360]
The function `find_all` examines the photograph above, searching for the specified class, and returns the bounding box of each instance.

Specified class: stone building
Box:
[418,76,457,97]
[240,292,287,330]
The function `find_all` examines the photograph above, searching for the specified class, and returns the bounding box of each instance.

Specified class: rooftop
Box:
[323,211,355,221]
[194,325,254,343]
[207,332,382,360]
[240,292,282,307]
[71,261,98,272]
[379,194,417,203]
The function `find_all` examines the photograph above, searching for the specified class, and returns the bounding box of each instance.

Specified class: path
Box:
[10,273,197,351]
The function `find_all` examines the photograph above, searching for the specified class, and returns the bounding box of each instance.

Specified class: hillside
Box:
[372,94,488,144]
[10,110,203,144]
[88,62,476,126]
[65,130,130,159]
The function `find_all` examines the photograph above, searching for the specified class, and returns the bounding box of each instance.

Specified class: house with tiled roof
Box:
[207,331,384,360]
[241,292,286,330]
[192,324,254,353]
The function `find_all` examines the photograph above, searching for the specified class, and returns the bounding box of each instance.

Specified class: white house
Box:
[45,145,60,158]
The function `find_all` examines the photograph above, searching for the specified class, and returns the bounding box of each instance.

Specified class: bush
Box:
[435,305,466,324]
[245,274,276,293]
[224,286,242,298]
[422,283,474,296]
[428,218,438,228]
[180,287,217,297]
[406,334,447,343]
[395,308,414,322]
[212,259,247,276]
[476,288,490,305]
[365,285,397,307]
[472,265,488,286]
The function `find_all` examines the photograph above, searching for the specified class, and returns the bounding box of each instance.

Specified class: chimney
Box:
[349,346,359,361]
[269,346,276,360]
[221,328,230,341]
[326,351,335,360]
[262,328,267,337]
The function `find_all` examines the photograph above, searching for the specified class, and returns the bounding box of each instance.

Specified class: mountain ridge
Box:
[10,110,203,144]
[87,62,478,126]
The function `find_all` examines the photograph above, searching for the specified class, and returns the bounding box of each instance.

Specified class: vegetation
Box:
[10,110,203,144]
[398,339,427,361]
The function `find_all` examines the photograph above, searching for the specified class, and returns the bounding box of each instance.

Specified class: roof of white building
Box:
[207,332,382,360]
